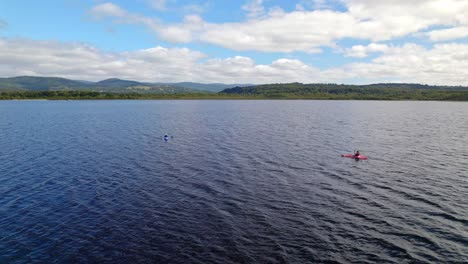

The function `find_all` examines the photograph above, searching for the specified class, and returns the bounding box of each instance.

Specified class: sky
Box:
[1,0,468,84]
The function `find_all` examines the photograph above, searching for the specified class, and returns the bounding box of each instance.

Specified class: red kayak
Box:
[341,154,368,160]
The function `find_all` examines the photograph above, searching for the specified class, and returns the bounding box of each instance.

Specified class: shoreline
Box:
[2,91,468,101]
[2,98,467,102]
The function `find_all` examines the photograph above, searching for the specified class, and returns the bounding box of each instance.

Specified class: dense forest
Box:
[2,81,468,100]
[1,89,468,100]
[219,83,468,100]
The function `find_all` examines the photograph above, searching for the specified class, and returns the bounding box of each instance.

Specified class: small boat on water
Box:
[341,154,368,160]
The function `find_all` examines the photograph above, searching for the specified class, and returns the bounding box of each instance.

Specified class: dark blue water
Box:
[1,100,467,263]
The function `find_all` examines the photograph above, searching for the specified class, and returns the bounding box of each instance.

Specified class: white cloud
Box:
[0,38,322,84]
[89,3,200,43]
[157,14,207,43]
[198,10,356,52]
[327,43,468,85]
[0,38,205,82]
[2,38,468,85]
[200,57,321,84]
[346,0,468,23]
[90,2,127,18]
[426,26,468,42]
[242,0,265,19]
[344,43,389,58]
[87,1,468,53]
[344,0,468,40]
[89,3,160,35]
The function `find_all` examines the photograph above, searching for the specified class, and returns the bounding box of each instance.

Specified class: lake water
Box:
[0,100,467,263]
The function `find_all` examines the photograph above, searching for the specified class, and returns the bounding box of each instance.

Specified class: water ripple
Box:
[1,100,467,263]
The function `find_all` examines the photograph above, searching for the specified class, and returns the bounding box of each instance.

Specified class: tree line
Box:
[2,87,468,101]
[220,83,468,101]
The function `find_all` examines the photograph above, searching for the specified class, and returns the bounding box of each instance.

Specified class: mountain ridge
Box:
[2,77,468,96]
[0,76,250,93]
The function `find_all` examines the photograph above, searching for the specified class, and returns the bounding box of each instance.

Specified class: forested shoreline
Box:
[1,89,468,101]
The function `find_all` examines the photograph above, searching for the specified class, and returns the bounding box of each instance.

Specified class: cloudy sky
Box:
[1,0,468,84]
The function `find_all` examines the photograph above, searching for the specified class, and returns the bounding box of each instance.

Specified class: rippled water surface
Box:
[1,100,467,263]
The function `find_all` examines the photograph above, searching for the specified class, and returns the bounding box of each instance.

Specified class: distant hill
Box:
[159,82,252,92]
[95,78,142,88]
[0,76,91,91]
[220,83,468,100]
[3,77,468,99]
[361,83,468,90]
[0,76,198,94]
[0,76,251,93]
[2,81,468,100]
[221,83,468,94]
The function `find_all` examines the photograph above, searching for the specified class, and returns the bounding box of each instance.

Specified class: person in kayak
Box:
[354,150,360,157]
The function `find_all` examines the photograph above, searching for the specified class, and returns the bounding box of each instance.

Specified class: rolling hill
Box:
[0,76,252,93]
[0,76,91,91]
[156,82,252,92]
[3,77,468,100]
[220,83,468,100]
[0,76,197,94]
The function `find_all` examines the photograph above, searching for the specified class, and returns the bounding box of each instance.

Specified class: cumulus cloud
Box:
[426,26,468,42]
[2,38,468,85]
[242,0,265,19]
[90,2,127,18]
[344,0,468,42]
[87,1,468,53]
[89,3,199,43]
[0,38,205,82]
[120,8,356,52]
[199,10,355,52]
[0,37,322,84]
[89,3,159,34]
[327,43,468,85]
[344,43,389,58]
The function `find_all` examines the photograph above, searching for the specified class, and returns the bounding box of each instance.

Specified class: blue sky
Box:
[1,0,468,84]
